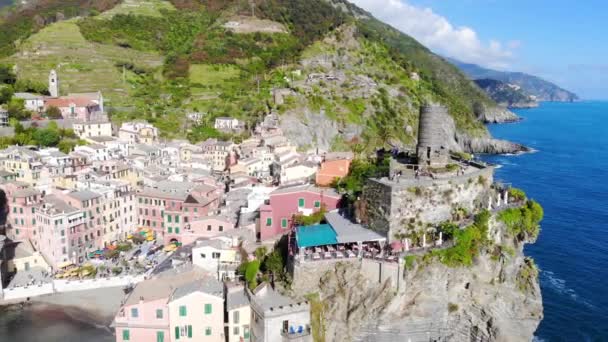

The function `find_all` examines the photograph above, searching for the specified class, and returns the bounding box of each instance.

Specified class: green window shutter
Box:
[175,215,179,223]
[175,326,180,340]
[266,218,272,226]
[175,227,180,234]
[168,227,172,233]
[187,325,192,338]
[298,198,305,207]
[204,303,212,314]
[122,329,130,341]
[281,218,287,228]
[156,331,164,342]
[314,200,321,208]
[205,327,212,336]
[168,216,172,223]
[179,305,187,316]
[156,309,163,319]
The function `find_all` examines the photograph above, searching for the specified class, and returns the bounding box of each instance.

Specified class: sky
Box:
[350,0,608,99]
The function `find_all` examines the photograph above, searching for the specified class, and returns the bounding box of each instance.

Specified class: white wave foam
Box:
[541,270,595,309]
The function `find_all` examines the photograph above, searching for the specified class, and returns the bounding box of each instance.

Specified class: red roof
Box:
[45,97,96,108]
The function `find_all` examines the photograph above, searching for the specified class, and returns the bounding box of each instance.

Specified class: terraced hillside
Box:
[0,0,513,150]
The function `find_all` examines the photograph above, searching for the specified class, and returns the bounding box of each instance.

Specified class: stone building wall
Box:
[363,166,495,241]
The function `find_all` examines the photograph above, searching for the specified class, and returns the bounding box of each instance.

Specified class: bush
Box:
[498,200,543,241]
[404,255,417,270]
[508,188,526,202]
[112,267,123,275]
[448,302,459,313]
[245,260,261,290]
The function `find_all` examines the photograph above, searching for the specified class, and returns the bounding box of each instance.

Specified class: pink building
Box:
[44,97,102,122]
[34,194,87,266]
[137,182,221,244]
[179,216,235,245]
[257,185,341,241]
[2,182,40,242]
[113,268,224,342]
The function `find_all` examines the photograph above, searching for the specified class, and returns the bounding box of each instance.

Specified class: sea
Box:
[0,102,607,341]
[483,101,608,341]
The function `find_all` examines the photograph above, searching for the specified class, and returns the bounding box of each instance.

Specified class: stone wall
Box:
[363,166,495,241]
[292,259,403,294]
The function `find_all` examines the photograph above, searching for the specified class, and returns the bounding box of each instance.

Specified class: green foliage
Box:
[254,247,268,260]
[263,250,284,276]
[448,302,459,313]
[508,187,527,202]
[404,255,417,270]
[245,260,261,290]
[333,157,390,198]
[45,106,63,119]
[517,257,539,293]
[0,64,16,84]
[0,0,122,58]
[498,200,544,241]
[293,206,326,226]
[430,211,491,267]
[32,128,60,147]
[452,151,473,161]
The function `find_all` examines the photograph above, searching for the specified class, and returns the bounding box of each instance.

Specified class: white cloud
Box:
[350,0,517,69]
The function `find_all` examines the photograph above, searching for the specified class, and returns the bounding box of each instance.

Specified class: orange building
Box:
[315,158,351,187]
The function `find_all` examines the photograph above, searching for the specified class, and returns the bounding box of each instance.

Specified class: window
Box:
[266,218,272,226]
[156,331,164,342]
[122,329,130,341]
[188,325,192,338]
[205,327,212,336]
[15,229,19,235]
[204,303,212,314]
[175,228,180,234]
[244,326,250,339]
[233,310,240,324]
[207,225,211,231]
[156,309,163,319]
[314,200,321,208]
[219,225,223,232]
[194,208,198,213]
[168,227,172,233]
[131,308,138,318]
[175,215,180,223]
[212,252,220,259]
[168,216,172,223]
[298,198,305,207]
[179,305,187,316]
[233,326,240,335]
[174,327,180,340]
[281,218,288,229]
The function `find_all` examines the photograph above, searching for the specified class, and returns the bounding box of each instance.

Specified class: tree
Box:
[7,98,29,120]
[263,250,284,278]
[0,64,16,85]
[0,86,13,104]
[254,246,267,260]
[46,106,63,119]
[58,139,76,153]
[33,128,60,147]
[245,260,260,290]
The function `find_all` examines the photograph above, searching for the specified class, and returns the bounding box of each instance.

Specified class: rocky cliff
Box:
[292,215,542,342]
[474,79,538,110]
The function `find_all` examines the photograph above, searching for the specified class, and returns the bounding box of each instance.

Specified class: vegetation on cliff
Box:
[498,200,544,241]
[1,0,506,149]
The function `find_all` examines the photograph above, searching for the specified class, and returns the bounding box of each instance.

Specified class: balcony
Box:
[281,325,311,341]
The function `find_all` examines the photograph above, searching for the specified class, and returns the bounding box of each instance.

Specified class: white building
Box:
[13,93,45,112]
[118,121,159,144]
[74,144,111,161]
[226,283,252,342]
[214,117,244,131]
[249,283,311,342]
[73,120,112,138]
[192,237,241,280]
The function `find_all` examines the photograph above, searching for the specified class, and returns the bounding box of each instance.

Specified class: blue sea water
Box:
[483,101,608,341]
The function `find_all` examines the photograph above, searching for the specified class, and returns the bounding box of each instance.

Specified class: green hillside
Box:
[0,0,501,146]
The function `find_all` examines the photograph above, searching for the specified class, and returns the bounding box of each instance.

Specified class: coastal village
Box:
[0,70,525,342]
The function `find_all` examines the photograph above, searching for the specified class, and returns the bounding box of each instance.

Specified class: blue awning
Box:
[295,224,338,248]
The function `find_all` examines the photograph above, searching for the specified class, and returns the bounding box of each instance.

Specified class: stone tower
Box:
[416,104,451,168]
[49,69,59,98]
